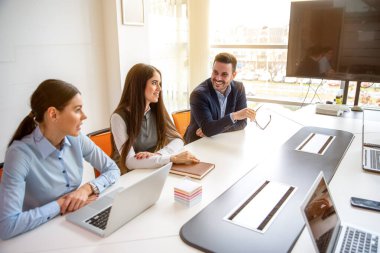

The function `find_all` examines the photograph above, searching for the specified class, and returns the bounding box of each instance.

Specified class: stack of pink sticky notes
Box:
[174,178,202,207]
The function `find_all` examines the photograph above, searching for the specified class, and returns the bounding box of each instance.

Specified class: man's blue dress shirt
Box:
[215,84,234,122]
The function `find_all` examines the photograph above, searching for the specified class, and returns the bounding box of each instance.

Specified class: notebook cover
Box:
[170,162,215,179]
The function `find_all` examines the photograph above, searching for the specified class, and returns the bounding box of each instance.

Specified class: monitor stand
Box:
[351,81,363,111]
[351,105,363,112]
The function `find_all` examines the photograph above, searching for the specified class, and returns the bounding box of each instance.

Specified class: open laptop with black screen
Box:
[362,109,380,173]
[300,172,379,253]
[66,163,172,237]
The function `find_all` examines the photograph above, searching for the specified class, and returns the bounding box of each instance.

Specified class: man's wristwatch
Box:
[88,182,100,195]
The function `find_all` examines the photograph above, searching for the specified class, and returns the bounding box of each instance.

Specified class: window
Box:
[148,0,189,113]
[209,0,380,108]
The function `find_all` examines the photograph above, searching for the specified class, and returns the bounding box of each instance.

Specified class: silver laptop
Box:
[301,172,379,253]
[362,109,380,172]
[66,163,172,237]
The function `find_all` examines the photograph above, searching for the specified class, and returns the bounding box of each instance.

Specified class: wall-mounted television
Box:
[286,0,380,82]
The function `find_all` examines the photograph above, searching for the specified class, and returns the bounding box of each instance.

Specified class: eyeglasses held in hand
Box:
[254,105,272,130]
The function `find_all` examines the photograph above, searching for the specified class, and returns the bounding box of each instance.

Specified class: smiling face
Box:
[55,93,87,137]
[211,61,236,95]
[144,70,162,107]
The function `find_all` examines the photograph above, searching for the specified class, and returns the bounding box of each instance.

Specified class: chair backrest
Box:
[87,128,112,177]
[171,109,191,138]
[0,162,3,183]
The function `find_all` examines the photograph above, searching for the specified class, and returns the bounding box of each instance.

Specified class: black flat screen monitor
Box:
[286,0,380,82]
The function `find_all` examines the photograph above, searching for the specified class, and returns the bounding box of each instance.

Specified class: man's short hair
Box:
[213,52,237,72]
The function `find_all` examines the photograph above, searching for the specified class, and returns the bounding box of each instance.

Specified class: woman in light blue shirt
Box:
[0,79,120,240]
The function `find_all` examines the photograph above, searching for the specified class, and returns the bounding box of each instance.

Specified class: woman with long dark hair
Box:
[111,63,199,175]
[0,79,120,240]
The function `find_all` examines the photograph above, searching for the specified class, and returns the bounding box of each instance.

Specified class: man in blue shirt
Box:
[184,52,256,143]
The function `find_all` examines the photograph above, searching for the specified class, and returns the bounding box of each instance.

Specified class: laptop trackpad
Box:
[66,188,122,222]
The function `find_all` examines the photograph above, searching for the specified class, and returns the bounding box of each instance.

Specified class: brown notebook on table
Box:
[170,162,215,179]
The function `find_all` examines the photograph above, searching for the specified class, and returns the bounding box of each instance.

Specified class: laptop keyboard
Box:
[364,149,380,171]
[340,227,379,253]
[85,206,112,230]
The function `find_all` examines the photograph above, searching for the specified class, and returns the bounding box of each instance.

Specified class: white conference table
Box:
[289,105,380,252]
[1,105,379,253]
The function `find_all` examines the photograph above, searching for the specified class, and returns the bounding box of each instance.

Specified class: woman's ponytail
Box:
[8,113,37,147]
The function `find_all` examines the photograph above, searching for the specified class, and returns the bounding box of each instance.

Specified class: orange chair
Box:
[171,109,191,138]
[0,162,3,183]
[87,128,112,177]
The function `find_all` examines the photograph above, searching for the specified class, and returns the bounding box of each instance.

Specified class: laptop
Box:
[362,109,380,173]
[66,163,172,237]
[300,172,379,253]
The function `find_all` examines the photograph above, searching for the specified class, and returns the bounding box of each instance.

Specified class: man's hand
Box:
[196,128,205,137]
[232,108,256,122]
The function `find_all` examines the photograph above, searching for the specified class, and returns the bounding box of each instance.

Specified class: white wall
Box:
[115,0,150,84]
[102,0,150,112]
[188,0,210,91]
[0,0,150,161]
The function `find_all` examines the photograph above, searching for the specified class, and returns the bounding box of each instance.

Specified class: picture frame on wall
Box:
[121,0,144,26]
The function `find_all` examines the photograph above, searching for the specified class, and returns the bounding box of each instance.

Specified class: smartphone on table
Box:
[350,197,380,212]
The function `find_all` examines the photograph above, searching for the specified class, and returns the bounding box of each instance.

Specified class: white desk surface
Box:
[277,104,380,134]
[1,106,379,253]
[292,132,380,253]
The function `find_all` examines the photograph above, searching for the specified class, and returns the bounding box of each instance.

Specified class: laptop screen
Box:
[363,109,380,147]
[362,109,380,172]
[302,173,340,253]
